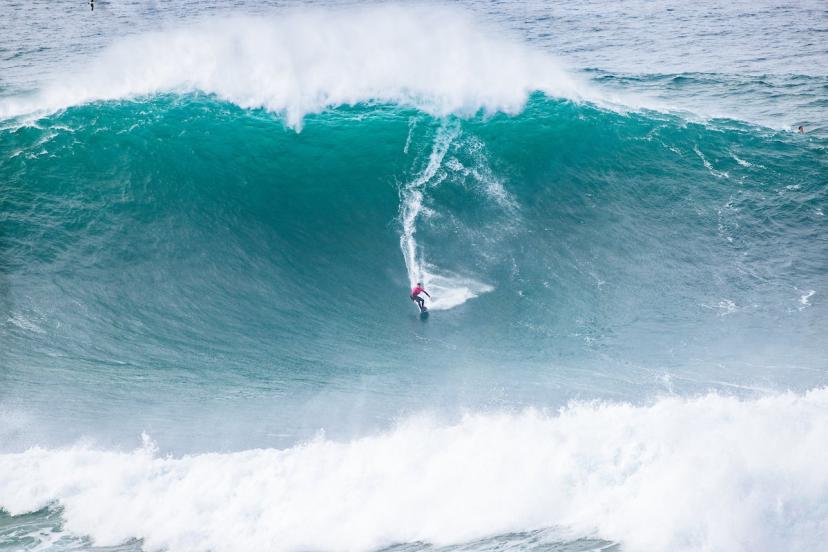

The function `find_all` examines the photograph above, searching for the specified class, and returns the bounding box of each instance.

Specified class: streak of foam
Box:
[730,151,753,167]
[399,122,457,286]
[7,314,46,334]
[701,299,739,316]
[2,390,828,552]
[399,123,494,311]
[693,145,729,179]
[799,290,815,310]
[403,117,418,155]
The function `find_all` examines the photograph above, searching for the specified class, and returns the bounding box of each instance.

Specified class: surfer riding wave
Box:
[410,282,431,311]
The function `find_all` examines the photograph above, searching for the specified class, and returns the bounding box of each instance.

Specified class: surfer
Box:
[798,126,805,134]
[410,282,431,311]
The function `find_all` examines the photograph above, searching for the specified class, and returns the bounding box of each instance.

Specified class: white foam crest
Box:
[0,6,589,127]
[3,389,828,552]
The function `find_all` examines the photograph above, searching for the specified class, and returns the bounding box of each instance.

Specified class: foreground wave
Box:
[3,389,828,552]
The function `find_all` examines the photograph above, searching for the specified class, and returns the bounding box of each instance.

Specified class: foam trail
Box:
[0,6,589,126]
[2,390,828,552]
[399,123,456,289]
[694,145,729,179]
[399,123,493,311]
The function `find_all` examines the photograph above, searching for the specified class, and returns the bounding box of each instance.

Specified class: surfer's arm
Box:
[424,291,431,298]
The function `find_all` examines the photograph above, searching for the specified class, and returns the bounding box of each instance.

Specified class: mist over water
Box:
[1,2,827,551]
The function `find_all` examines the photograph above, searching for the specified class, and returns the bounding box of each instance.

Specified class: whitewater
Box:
[4,392,828,552]
[0,7,590,126]
[1,2,827,552]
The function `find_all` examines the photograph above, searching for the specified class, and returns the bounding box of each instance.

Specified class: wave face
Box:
[2,3,828,552]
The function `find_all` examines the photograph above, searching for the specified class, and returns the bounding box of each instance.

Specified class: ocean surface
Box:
[1,1,827,551]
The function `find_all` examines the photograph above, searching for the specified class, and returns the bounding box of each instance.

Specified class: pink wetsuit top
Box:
[411,286,426,296]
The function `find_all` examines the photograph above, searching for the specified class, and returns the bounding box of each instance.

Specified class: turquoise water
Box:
[1,2,827,551]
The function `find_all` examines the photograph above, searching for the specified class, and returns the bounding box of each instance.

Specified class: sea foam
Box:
[2,389,828,552]
[0,6,589,127]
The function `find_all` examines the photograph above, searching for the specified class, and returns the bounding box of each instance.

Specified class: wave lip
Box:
[0,6,589,127]
[2,389,828,552]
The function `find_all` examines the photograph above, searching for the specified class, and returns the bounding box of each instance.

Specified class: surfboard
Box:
[419,310,429,320]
